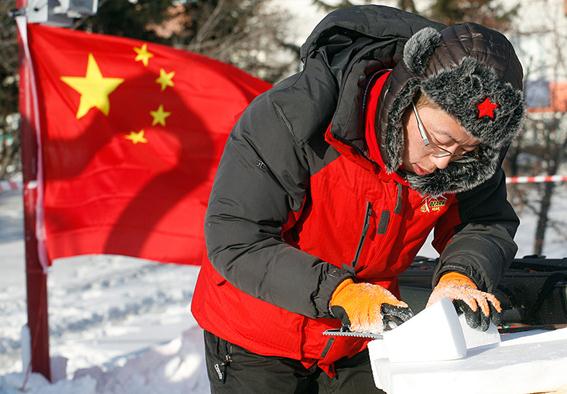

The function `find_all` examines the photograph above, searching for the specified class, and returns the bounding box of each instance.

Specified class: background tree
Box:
[397,0,417,13]
[311,0,361,11]
[427,0,519,31]
[74,0,174,43]
[78,0,297,82]
[507,2,567,255]
[316,0,518,31]
[0,0,20,180]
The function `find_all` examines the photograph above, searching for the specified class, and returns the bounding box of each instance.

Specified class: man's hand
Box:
[427,272,502,331]
[329,279,414,334]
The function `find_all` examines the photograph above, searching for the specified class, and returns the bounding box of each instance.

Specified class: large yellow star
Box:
[156,69,175,91]
[125,130,148,144]
[150,104,171,126]
[134,43,153,67]
[61,53,124,119]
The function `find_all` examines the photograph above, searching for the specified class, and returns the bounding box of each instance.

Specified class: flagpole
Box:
[16,0,52,381]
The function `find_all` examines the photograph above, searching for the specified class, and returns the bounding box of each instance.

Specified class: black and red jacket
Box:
[192,5,519,376]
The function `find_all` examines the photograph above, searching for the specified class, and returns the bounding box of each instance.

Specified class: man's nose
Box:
[431,155,452,170]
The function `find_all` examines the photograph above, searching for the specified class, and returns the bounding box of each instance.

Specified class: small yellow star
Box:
[125,130,148,144]
[156,69,175,91]
[134,43,154,67]
[150,104,171,126]
[61,53,124,119]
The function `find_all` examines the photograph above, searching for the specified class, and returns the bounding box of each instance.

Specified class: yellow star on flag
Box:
[134,43,154,67]
[150,104,171,126]
[156,69,175,91]
[61,53,124,119]
[125,130,148,144]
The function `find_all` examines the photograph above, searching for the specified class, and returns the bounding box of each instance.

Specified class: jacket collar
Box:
[325,69,409,186]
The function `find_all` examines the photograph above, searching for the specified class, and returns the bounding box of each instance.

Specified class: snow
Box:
[0,189,210,393]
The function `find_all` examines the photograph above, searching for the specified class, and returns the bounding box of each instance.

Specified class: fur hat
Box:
[376,23,525,196]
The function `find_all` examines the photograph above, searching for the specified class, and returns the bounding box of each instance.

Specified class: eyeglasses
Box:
[411,103,478,164]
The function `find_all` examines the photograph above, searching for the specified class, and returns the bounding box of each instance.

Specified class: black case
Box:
[399,256,567,325]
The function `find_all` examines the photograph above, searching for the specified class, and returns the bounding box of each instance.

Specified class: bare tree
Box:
[508,0,567,255]
[311,0,359,12]
[398,0,417,13]
[531,29,567,254]
[77,0,297,83]
[0,0,20,180]
[427,0,519,31]
[176,0,297,82]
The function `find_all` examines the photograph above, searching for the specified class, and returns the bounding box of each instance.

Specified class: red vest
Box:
[191,71,460,376]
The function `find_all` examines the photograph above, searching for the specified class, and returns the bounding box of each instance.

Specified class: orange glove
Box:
[329,279,414,334]
[427,272,502,331]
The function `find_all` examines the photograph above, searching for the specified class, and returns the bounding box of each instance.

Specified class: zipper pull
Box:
[214,352,232,383]
[214,362,225,382]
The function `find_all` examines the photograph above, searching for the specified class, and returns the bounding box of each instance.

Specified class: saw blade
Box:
[323,329,383,340]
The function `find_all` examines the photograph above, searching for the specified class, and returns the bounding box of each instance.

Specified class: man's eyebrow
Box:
[435,129,479,147]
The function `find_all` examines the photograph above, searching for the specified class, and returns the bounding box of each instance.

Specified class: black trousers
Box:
[204,331,385,394]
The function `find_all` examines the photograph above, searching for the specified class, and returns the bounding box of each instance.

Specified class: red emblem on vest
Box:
[477,98,498,119]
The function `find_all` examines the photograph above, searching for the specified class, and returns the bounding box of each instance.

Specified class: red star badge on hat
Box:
[477,97,498,119]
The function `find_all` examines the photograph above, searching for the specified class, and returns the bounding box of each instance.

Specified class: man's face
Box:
[401,104,480,176]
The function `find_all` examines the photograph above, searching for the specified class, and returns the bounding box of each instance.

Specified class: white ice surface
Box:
[369,299,505,392]
[371,328,567,394]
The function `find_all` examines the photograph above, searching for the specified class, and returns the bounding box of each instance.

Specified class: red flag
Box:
[27,24,271,265]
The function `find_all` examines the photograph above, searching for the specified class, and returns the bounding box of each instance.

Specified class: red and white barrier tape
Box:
[1,176,567,194]
[0,180,22,193]
[506,175,567,184]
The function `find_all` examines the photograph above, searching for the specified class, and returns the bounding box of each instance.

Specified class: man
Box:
[192,5,524,393]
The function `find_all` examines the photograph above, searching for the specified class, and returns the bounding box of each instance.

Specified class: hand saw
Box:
[323,328,383,340]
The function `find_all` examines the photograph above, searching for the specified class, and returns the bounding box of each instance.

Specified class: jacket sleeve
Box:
[204,90,352,319]
[432,167,519,292]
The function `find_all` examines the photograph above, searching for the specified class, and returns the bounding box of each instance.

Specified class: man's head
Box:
[377,23,525,196]
[402,93,481,176]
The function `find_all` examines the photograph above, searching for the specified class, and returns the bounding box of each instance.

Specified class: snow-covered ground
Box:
[1,184,566,393]
[0,189,209,393]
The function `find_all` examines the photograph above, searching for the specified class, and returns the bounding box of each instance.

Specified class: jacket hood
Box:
[377,24,525,196]
[299,5,444,158]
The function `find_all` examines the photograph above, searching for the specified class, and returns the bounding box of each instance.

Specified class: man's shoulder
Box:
[236,71,336,147]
